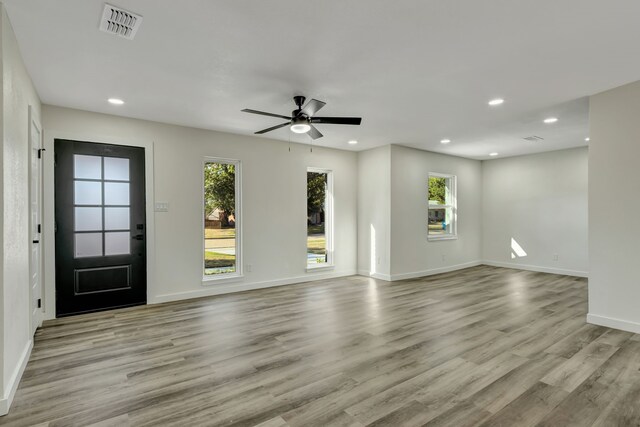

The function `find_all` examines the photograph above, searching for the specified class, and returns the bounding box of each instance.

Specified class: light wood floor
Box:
[3,266,640,426]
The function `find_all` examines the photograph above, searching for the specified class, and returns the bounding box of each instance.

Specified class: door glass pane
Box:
[75,233,103,258]
[104,157,130,181]
[75,207,103,231]
[105,232,130,255]
[74,155,102,180]
[74,181,102,205]
[105,207,130,230]
[104,182,130,205]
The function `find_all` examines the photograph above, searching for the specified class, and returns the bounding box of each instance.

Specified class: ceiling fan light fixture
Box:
[290,117,311,134]
[242,96,361,140]
[290,123,311,134]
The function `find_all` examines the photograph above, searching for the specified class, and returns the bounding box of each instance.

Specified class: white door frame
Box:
[28,105,43,334]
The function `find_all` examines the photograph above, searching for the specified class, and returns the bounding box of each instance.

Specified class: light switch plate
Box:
[155,202,169,212]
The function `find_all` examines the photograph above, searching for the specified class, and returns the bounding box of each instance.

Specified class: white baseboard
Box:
[482,260,588,278]
[150,269,357,304]
[357,269,392,281]
[587,313,640,334]
[0,339,33,416]
[389,261,482,281]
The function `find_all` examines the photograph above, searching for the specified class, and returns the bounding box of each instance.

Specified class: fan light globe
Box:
[290,118,311,134]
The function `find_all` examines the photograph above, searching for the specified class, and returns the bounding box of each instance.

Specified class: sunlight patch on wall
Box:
[511,238,528,258]
[370,224,377,275]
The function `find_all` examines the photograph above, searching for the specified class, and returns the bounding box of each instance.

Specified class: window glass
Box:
[204,160,238,277]
[428,174,456,238]
[307,169,332,268]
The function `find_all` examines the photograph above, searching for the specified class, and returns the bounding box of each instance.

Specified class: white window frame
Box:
[427,172,457,241]
[306,167,334,271]
[202,157,243,283]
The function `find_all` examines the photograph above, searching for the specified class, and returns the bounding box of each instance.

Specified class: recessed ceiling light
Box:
[585,137,590,142]
[440,139,451,144]
[348,140,358,145]
[108,98,124,105]
[543,117,558,124]
[489,152,499,157]
[488,98,504,106]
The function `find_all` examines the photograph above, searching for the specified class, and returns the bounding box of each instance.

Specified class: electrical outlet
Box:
[246,264,252,272]
[553,254,559,262]
[377,257,381,265]
[442,254,446,262]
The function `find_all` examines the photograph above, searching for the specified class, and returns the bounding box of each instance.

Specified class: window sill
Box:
[201,274,244,286]
[428,235,458,241]
[306,264,335,273]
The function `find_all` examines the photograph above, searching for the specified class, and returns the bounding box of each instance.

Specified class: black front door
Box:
[55,139,146,316]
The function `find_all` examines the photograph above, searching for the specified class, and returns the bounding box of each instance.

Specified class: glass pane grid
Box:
[73,154,131,259]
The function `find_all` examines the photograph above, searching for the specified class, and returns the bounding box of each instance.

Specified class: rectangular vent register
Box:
[99,3,143,40]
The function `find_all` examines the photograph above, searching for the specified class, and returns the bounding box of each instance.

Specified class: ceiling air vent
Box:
[523,136,544,142]
[99,4,143,40]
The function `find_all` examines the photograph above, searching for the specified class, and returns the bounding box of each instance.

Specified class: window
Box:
[428,173,457,239]
[73,155,131,258]
[307,168,333,269]
[203,158,241,279]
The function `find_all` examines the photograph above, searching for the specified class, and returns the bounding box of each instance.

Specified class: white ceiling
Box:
[5,0,640,158]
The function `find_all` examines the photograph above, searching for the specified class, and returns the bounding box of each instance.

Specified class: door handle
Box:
[132,235,144,240]
[33,240,39,244]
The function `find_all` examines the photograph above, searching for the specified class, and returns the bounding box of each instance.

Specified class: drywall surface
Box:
[588,80,640,333]
[357,145,391,279]
[389,145,482,279]
[1,4,41,414]
[482,147,588,276]
[42,105,358,312]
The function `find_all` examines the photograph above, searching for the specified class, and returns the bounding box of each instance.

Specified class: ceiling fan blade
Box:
[255,122,290,134]
[300,99,326,117]
[242,109,291,120]
[307,125,323,140]
[311,117,362,125]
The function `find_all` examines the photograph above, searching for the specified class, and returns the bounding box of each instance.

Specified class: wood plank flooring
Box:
[3,265,639,426]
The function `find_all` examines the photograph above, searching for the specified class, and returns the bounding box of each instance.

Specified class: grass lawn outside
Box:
[307,235,326,256]
[205,228,236,239]
[307,224,325,235]
[205,250,235,269]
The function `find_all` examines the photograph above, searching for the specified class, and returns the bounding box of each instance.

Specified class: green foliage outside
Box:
[429,176,446,205]
[204,162,236,221]
[307,172,327,216]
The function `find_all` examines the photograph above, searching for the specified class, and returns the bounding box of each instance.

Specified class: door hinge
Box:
[54,222,57,233]
[37,224,42,233]
[37,298,42,308]
[38,148,46,159]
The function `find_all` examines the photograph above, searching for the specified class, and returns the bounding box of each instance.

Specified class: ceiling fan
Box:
[241,96,362,140]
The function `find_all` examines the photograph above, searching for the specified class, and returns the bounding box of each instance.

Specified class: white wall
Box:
[357,145,391,279]
[482,147,589,277]
[41,105,358,314]
[588,80,640,334]
[389,145,482,279]
[0,4,41,414]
